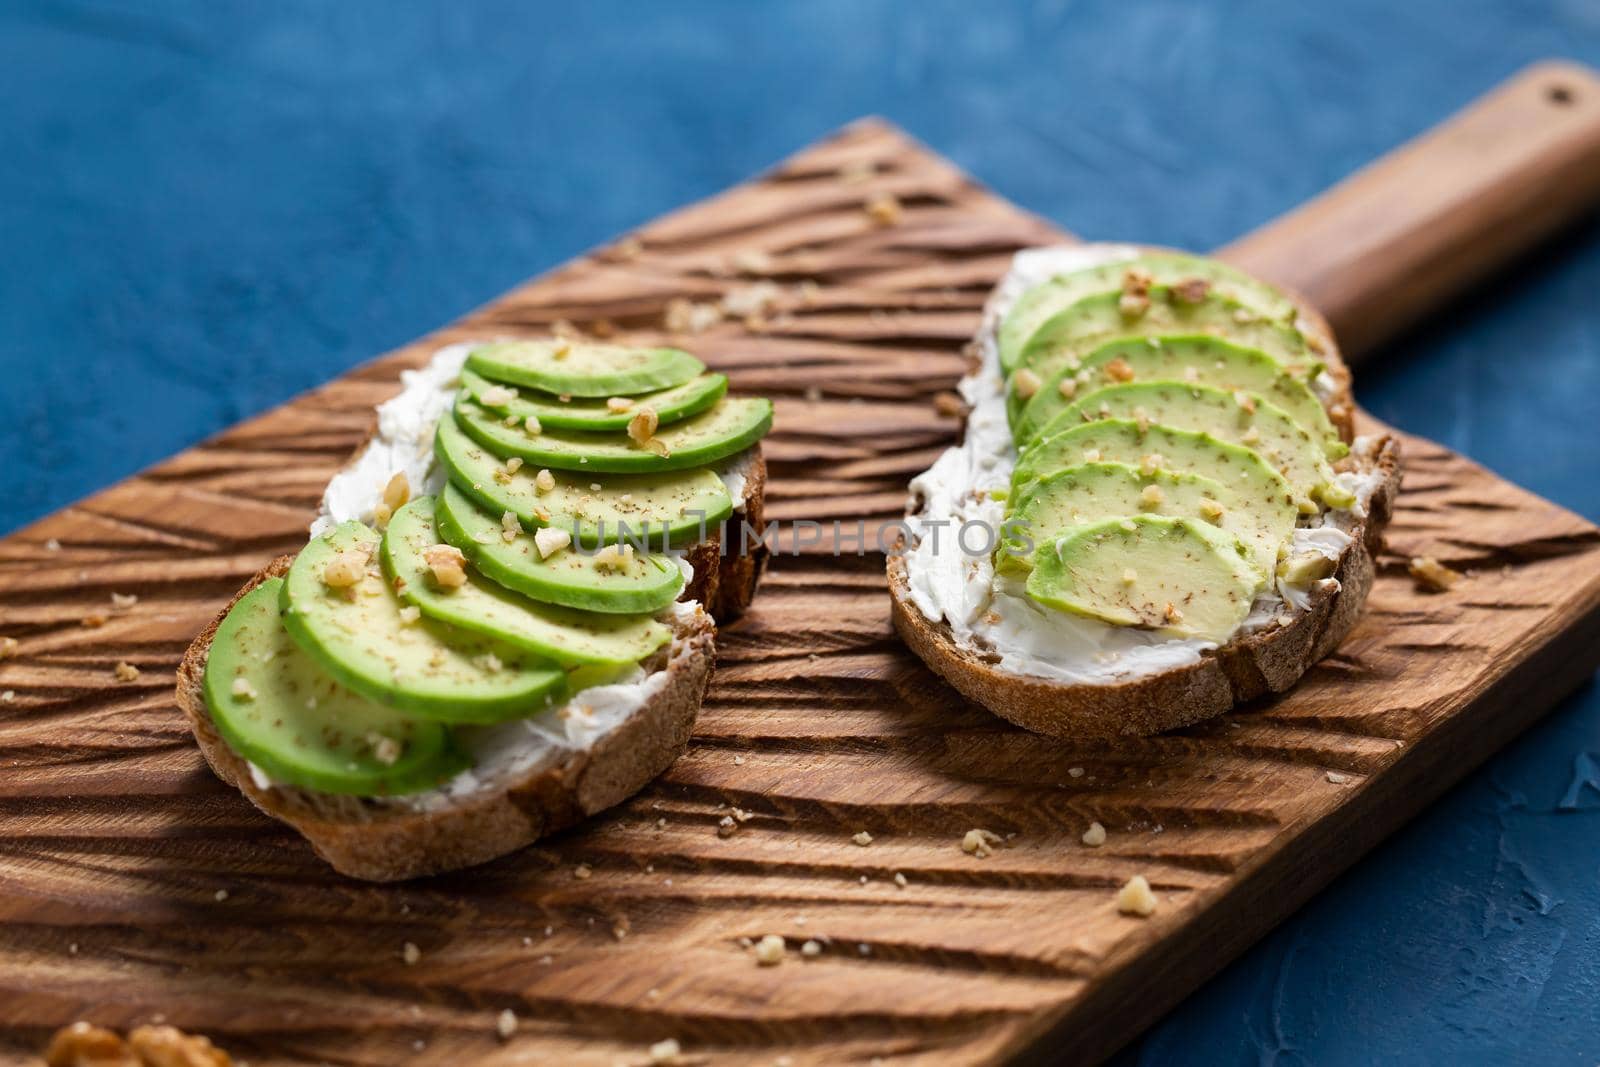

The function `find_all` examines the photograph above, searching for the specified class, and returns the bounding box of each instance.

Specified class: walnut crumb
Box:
[934,391,966,417]
[754,934,786,966]
[573,863,592,880]
[402,941,421,965]
[1012,368,1042,400]
[1105,356,1135,382]
[1119,289,1150,317]
[423,543,468,589]
[367,732,402,766]
[1163,602,1183,624]
[110,592,138,610]
[398,605,422,624]
[593,543,635,573]
[523,414,543,435]
[0,637,17,660]
[893,872,908,888]
[1115,875,1158,916]
[628,406,660,445]
[230,677,255,701]
[113,661,140,683]
[322,547,370,589]
[533,527,571,560]
[81,612,108,628]
[1,691,13,703]
[1409,556,1462,593]
[1122,567,1138,585]
[851,831,873,847]
[496,1009,517,1041]
[1140,484,1164,508]
[606,396,634,413]
[864,192,902,226]
[962,828,1002,858]
[1172,277,1212,303]
[649,1038,682,1063]
[1081,821,1107,847]
[534,468,556,494]
[213,889,229,902]
[1058,378,1078,399]
[800,938,823,957]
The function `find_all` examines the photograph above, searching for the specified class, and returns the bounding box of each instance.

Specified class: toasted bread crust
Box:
[891,245,1395,738]
[889,438,1399,738]
[176,557,715,881]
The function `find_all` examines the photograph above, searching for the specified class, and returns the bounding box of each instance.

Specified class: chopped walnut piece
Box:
[753,934,786,966]
[113,661,140,683]
[523,414,543,435]
[1012,368,1042,400]
[500,510,521,543]
[1140,452,1166,475]
[1083,448,1103,463]
[1409,556,1462,593]
[1123,266,1153,294]
[961,828,1002,858]
[838,159,876,184]
[1081,821,1107,847]
[1241,425,1262,445]
[606,396,634,413]
[480,384,517,407]
[230,677,256,701]
[398,605,422,625]
[1233,390,1257,414]
[934,391,967,417]
[130,1024,232,1067]
[385,473,412,514]
[1140,484,1164,508]
[1057,378,1078,399]
[504,457,524,475]
[664,298,723,334]
[723,281,781,318]
[1115,875,1158,916]
[533,527,571,560]
[111,592,138,610]
[851,831,873,847]
[496,1009,518,1041]
[573,863,592,880]
[1121,567,1138,585]
[1119,291,1150,317]
[1104,356,1135,382]
[864,192,903,226]
[649,1038,683,1063]
[0,636,18,659]
[628,406,660,445]
[1198,498,1225,521]
[1172,277,1212,303]
[402,941,421,965]
[321,547,370,589]
[45,1020,140,1067]
[422,544,468,589]
[535,468,556,493]
[367,733,402,766]
[82,612,108,629]
[731,248,775,275]
[1163,602,1183,624]
[593,543,636,573]
[800,938,823,957]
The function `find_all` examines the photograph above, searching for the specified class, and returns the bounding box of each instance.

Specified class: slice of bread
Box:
[177,556,716,881]
[173,345,769,880]
[887,245,1402,738]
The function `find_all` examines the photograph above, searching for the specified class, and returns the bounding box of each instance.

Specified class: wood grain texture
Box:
[1221,60,1600,361]
[3,118,1600,1067]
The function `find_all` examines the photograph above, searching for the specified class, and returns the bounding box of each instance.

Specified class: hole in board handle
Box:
[1547,83,1575,106]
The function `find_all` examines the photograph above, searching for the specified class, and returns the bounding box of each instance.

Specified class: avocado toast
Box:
[177,338,773,880]
[887,245,1401,738]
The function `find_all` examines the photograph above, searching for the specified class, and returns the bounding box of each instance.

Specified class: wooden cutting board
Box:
[5,62,1600,1067]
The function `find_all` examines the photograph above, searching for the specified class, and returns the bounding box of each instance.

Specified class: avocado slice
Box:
[203,579,467,795]
[467,340,705,398]
[1011,420,1296,521]
[997,252,1301,374]
[460,367,728,431]
[1025,515,1261,642]
[435,412,733,546]
[1040,382,1344,509]
[1007,288,1312,425]
[1016,335,1344,457]
[383,497,671,667]
[281,522,568,723]
[434,483,683,614]
[452,394,773,474]
[1001,462,1291,579]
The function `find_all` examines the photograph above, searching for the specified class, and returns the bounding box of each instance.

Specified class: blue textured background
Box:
[4,2,1600,1063]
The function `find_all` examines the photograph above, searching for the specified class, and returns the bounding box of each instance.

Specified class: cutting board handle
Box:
[1219,60,1600,361]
